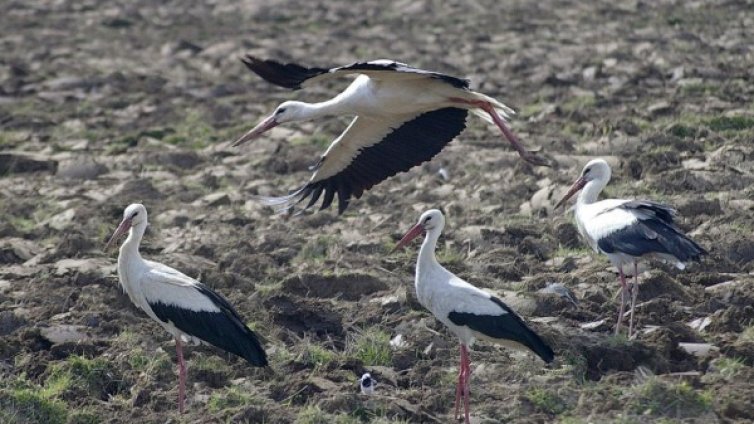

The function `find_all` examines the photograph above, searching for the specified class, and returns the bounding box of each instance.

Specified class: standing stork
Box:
[393,209,554,424]
[554,159,707,336]
[233,56,548,215]
[105,203,268,413]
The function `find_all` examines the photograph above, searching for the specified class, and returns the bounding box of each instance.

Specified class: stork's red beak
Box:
[232,115,279,147]
[391,223,425,253]
[554,176,587,209]
[105,218,132,251]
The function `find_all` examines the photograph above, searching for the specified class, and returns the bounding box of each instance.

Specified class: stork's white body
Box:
[414,230,527,352]
[117,231,218,345]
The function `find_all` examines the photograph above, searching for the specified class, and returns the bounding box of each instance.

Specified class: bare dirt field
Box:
[1,0,754,422]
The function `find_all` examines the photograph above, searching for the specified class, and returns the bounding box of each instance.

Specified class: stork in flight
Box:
[105,204,268,413]
[555,159,707,336]
[233,56,548,214]
[393,209,554,423]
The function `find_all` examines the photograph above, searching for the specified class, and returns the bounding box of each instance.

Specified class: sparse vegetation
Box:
[628,378,712,418]
[706,116,754,132]
[208,386,259,412]
[526,386,570,415]
[348,328,392,367]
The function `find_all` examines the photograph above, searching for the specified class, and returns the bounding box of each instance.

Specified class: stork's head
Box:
[232,101,309,147]
[105,203,148,250]
[392,209,445,252]
[554,159,612,209]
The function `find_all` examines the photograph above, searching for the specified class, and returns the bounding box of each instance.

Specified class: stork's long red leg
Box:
[628,262,639,337]
[616,266,628,335]
[462,344,471,424]
[454,345,464,420]
[176,337,186,414]
[448,97,548,166]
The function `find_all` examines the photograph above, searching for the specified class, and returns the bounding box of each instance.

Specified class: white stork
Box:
[554,159,707,336]
[105,203,268,413]
[393,209,554,424]
[233,56,548,215]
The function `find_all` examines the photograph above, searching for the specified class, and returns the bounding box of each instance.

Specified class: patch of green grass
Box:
[605,333,631,348]
[67,407,101,424]
[562,352,588,384]
[628,378,712,417]
[737,325,754,342]
[679,83,719,97]
[208,386,259,412]
[561,94,596,114]
[712,357,746,380]
[436,245,465,266]
[44,355,126,401]
[667,123,697,138]
[297,343,337,370]
[162,110,216,149]
[296,236,336,263]
[0,130,29,147]
[706,116,754,132]
[0,387,68,424]
[295,404,332,424]
[525,387,569,415]
[348,328,392,367]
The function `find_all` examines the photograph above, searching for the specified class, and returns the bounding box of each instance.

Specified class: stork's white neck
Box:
[119,222,147,263]
[298,98,350,120]
[577,178,607,206]
[417,227,442,275]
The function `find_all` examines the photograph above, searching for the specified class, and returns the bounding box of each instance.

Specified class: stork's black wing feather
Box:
[269,107,468,214]
[448,297,554,363]
[149,284,268,367]
[597,200,707,261]
[241,56,329,90]
[241,55,470,90]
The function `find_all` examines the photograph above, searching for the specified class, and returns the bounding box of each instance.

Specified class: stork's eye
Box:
[276,107,287,115]
[582,168,591,176]
[424,217,432,223]
[131,212,139,218]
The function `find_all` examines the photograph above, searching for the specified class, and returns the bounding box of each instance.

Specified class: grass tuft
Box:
[297,343,338,370]
[208,386,258,412]
[44,355,127,401]
[525,386,569,415]
[0,386,68,424]
[348,328,392,367]
[628,378,711,417]
[295,404,332,424]
[706,116,754,132]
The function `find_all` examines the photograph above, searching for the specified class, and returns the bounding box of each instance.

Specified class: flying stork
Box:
[105,203,268,413]
[233,56,548,214]
[555,158,707,336]
[393,209,554,424]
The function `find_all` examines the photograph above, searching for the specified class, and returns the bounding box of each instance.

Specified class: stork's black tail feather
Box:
[448,297,555,363]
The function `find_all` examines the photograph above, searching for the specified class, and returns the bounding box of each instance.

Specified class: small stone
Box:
[647,101,672,115]
[46,208,76,231]
[202,192,231,207]
[57,158,108,180]
[0,152,57,175]
[678,342,718,357]
[40,324,91,344]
